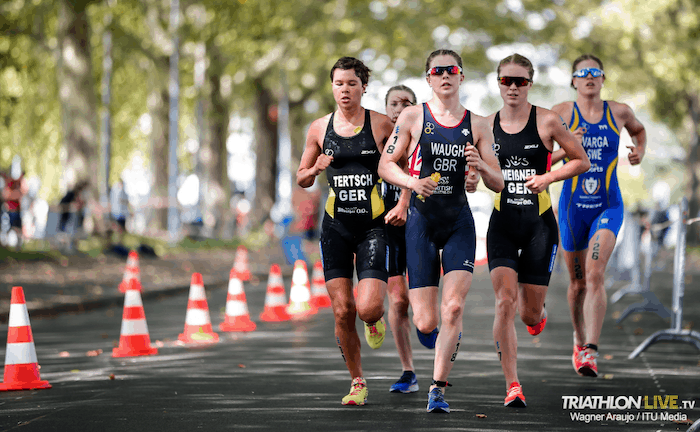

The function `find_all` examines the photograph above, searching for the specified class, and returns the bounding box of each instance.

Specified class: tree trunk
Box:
[207,50,232,239]
[250,78,278,229]
[57,0,101,227]
[148,58,170,233]
[289,101,306,165]
[686,92,700,245]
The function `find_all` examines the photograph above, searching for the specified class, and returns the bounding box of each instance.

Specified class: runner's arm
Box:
[525,112,590,194]
[615,102,646,166]
[384,166,411,226]
[550,103,579,165]
[469,115,504,193]
[378,106,437,198]
[297,118,332,188]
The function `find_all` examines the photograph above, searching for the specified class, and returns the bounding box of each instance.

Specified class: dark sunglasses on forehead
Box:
[572,67,605,78]
[427,65,463,76]
[497,76,532,87]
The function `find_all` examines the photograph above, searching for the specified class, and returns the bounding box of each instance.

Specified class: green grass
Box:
[1,232,253,264]
[0,246,63,264]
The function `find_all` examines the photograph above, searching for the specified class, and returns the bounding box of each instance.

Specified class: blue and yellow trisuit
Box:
[559,101,624,252]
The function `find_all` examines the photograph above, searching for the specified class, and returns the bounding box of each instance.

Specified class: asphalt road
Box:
[1,269,699,432]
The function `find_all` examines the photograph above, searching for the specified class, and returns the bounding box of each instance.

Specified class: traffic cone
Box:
[0,286,51,391]
[259,264,290,322]
[112,279,158,358]
[286,260,317,320]
[178,273,219,343]
[119,250,141,293]
[219,269,256,332]
[309,260,331,309]
[233,246,251,281]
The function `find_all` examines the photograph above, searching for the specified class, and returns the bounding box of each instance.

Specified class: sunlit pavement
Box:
[1,267,699,431]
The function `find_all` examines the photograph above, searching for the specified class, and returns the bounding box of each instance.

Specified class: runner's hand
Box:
[572,127,586,143]
[465,167,480,193]
[524,174,551,194]
[384,205,407,227]
[627,145,643,165]
[408,176,438,199]
[313,154,333,175]
[465,144,482,171]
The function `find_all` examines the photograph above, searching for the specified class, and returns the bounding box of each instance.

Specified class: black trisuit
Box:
[487,105,559,285]
[380,178,406,277]
[319,109,389,282]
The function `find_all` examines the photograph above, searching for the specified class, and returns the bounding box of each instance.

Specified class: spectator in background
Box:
[292,183,321,258]
[1,156,28,249]
[299,184,320,242]
[649,181,671,251]
[0,173,5,241]
[21,176,43,240]
[110,177,130,243]
[59,180,88,236]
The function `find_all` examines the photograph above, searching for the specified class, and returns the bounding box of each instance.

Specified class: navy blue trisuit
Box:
[405,103,477,289]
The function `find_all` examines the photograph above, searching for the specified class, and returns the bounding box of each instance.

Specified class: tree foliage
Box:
[544,0,700,240]
[2,0,597,236]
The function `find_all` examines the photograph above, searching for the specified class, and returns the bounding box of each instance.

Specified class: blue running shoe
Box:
[389,371,419,393]
[427,388,449,413]
[417,327,439,349]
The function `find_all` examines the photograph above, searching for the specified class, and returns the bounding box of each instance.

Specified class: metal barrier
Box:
[628,197,700,359]
[610,213,671,323]
[688,417,700,432]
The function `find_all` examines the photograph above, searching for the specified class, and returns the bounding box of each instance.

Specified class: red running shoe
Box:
[572,344,585,374]
[577,350,599,377]
[504,382,527,408]
[527,309,547,336]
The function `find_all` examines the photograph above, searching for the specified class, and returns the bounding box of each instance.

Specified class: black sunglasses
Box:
[497,76,532,87]
[427,65,463,76]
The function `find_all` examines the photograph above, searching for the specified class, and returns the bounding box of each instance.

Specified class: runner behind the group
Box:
[382,85,419,394]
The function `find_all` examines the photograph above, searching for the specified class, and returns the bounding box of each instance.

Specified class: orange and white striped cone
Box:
[309,260,331,309]
[0,286,51,391]
[112,279,158,358]
[119,250,141,293]
[219,269,256,332]
[178,273,219,343]
[286,260,317,320]
[233,246,251,281]
[259,264,290,322]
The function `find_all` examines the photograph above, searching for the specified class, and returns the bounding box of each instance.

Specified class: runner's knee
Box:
[357,303,384,324]
[585,267,606,289]
[440,300,464,326]
[333,300,357,325]
[388,292,410,315]
[413,314,438,334]
[494,289,517,314]
[519,304,542,326]
[568,278,586,294]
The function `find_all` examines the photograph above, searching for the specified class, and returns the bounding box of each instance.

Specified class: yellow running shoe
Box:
[341,377,368,405]
[364,318,386,349]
